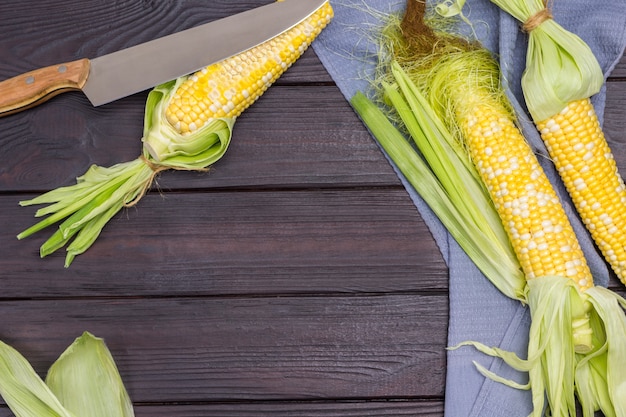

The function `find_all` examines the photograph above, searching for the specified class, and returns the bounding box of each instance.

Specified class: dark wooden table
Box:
[0,1,624,416]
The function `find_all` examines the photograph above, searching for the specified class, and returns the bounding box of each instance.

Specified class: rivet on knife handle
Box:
[0,58,90,117]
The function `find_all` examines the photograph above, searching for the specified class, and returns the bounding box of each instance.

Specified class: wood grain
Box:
[1,402,446,417]
[0,81,399,192]
[0,0,624,416]
[2,189,446,298]
[0,295,447,402]
[0,58,89,117]
[130,402,446,417]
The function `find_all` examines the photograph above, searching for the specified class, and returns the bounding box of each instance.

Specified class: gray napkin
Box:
[311,0,626,415]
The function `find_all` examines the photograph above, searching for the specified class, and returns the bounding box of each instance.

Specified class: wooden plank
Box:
[0,82,397,193]
[1,401,445,417]
[2,188,447,298]
[134,401,445,417]
[609,52,626,78]
[0,294,448,402]
[604,80,626,168]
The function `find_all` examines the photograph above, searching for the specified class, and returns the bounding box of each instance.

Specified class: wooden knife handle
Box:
[0,58,90,117]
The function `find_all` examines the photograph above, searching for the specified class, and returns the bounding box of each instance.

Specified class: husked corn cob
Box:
[165,0,334,134]
[393,0,595,292]
[388,0,595,291]
[479,0,626,286]
[537,98,626,285]
[463,102,593,291]
[415,45,596,292]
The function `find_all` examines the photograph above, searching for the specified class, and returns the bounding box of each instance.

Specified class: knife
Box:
[0,0,327,117]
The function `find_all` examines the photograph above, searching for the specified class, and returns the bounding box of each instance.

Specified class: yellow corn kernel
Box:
[165,1,333,134]
[537,98,626,285]
[462,104,593,291]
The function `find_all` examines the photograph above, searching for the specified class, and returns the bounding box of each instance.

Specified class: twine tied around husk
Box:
[522,1,553,32]
[124,155,209,208]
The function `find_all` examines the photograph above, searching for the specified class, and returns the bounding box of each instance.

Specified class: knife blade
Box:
[0,0,327,117]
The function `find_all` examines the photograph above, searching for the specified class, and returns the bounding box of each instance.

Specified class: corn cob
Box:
[464,100,592,289]
[165,1,334,135]
[18,0,334,266]
[143,0,333,161]
[481,0,626,286]
[391,0,594,292]
[537,99,626,285]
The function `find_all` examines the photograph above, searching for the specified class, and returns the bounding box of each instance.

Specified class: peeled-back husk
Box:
[17,77,233,267]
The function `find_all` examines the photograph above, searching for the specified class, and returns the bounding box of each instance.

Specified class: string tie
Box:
[124,155,210,208]
[523,2,553,32]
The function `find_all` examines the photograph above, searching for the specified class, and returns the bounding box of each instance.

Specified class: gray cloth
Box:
[311,0,626,415]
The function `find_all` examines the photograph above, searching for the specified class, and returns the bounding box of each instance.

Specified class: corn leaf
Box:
[455,276,626,416]
[0,340,74,417]
[464,0,605,121]
[141,80,233,169]
[17,77,233,267]
[583,287,626,415]
[388,62,511,250]
[45,332,135,417]
[351,88,526,301]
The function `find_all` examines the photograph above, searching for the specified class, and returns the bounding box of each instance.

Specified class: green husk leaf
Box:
[476,0,604,121]
[351,89,526,301]
[141,78,233,169]
[435,0,466,17]
[17,158,154,267]
[46,332,134,417]
[458,276,626,417]
[582,287,626,415]
[17,76,233,266]
[387,61,510,248]
[0,340,74,417]
[63,201,124,267]
[17,161,144,236]
[471,360,531,390]
[433,0,474,30]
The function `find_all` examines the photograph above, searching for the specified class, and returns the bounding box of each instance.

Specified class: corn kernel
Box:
[463,104,593,291]
[537,98,626,286]
[164,1,333,135]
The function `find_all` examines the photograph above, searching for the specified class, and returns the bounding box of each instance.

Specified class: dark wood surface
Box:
[0,1,624,416]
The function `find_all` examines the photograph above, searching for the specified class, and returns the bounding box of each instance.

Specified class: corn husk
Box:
[17,79,232,267]
[46,332,134,417]
[0,332,133,417]
[141,79,233,168]
[457,277,626,416]
[351,63,526,301]
[0,340,74,417]
[443,0,604,121]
